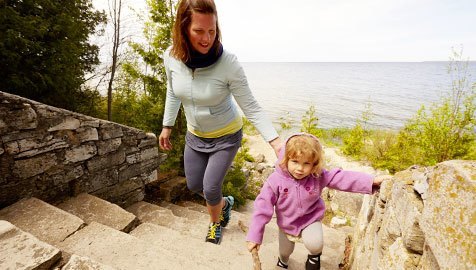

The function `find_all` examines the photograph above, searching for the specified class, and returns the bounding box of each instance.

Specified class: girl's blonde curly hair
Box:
[280,134,325,176]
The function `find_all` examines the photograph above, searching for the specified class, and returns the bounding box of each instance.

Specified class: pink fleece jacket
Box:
[246,133,375,244]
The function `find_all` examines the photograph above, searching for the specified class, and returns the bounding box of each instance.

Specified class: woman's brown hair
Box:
[171,0,222,62]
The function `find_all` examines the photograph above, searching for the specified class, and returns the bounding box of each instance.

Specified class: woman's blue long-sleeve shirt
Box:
[162,48,278,142]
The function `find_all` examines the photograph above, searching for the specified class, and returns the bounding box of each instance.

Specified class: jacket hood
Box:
[274,132,321,178]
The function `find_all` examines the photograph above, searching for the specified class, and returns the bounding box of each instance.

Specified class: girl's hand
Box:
[247,241,260,252]
[373,175,392,186]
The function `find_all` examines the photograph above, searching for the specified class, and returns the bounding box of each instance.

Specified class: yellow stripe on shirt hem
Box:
[188,117,243,138]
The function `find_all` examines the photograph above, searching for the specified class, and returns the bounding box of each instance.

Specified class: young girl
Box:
[246,133,388,269]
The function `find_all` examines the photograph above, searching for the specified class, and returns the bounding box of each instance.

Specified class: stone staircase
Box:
[0,187,348,269]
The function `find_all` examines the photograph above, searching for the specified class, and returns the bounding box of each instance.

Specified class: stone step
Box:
[126,201,189,232]
[213,200,347,269]
[0,197,85,246]
[249,226,346,268]
[176,200,208,213]
[0,195,347,270]
[237,217,348,270]
[158,201,210,223]
[157,176,189,202]
[177,199,251,224]
[127,200,279,267]
[0,220,62,270]
[128,200,242,243]
[136,200,252,241]
[57,193,139,232]
[130,223,221,269]
[130,222,283,270]
[0,197,125,269]
[128,206,294,269]
[60,254,117,270]
[57,221,199,270]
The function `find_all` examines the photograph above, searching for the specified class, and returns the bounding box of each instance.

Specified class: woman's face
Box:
[188,11,217,54]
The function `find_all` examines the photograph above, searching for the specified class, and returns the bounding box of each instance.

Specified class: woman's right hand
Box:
[247,241,260,252]
[269,137,282,158]
[159,128,173,151]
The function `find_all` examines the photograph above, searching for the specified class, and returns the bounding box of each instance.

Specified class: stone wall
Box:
[348,160,475,269]
[0,91,165,208]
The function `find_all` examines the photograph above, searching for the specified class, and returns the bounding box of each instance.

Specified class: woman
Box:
[159,0,281,245]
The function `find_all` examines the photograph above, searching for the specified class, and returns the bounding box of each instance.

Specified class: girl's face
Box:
[287,155,314,180]
[188,11,216,54]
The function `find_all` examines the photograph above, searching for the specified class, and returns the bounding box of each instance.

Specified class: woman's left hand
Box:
[269,137,282,157]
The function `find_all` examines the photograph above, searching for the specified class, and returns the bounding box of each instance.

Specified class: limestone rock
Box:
[11,103,38,130]
[48,116,81,131]
[0,220,61,270]
[13,153,57,179]
[420,160,476,269]
[97,138,122,155]
[65,144,97,163]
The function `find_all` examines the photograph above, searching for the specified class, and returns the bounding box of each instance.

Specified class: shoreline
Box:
[244,134,378,175]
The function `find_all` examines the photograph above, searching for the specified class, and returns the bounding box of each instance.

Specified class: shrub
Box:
[342,102,373,158]
[318,127,349,147]
[301,105,323,138]
[222,164,247,208]
[242,117,259,135]
[391,49,475,167]
[342,123,365,157]
[278,111,293,131]
[353,49,476,173]
[223,137,254,208]
[362,130,400,172]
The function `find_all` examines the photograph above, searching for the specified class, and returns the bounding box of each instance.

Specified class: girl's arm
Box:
[324,169,392,194]
[324,168,374,194]
[246,179,278,244]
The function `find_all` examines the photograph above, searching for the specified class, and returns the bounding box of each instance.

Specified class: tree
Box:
[0,0,106,112]
[111,0,187,172]
[106,0,123,121]
[118,0,176,134]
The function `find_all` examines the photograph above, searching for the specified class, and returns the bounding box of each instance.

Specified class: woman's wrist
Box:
[269,137,281,146]
[268,136,280,144]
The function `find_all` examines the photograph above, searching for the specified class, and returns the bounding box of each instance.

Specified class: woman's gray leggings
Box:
[279,221,324,263]
[184,143,240,206]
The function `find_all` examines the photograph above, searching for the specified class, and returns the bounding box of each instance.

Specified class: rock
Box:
[331,216,348,228]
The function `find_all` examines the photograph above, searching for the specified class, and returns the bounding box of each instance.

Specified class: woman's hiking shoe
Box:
[219,196,234,227]
[305,253,321,270]
[277,257,289,269]
[205,222,222,245]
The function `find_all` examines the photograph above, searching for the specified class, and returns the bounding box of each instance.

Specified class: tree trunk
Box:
[107,0,122,121]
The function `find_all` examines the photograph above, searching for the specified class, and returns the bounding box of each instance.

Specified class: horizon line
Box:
[241,60,476,63]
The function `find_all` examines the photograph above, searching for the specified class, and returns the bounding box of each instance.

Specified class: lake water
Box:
[241,62,476,130]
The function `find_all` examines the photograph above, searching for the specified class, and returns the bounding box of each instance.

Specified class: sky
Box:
[94,0,476,62]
